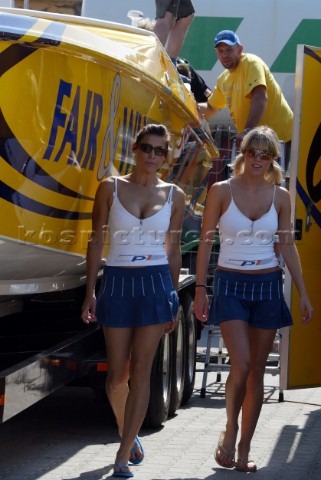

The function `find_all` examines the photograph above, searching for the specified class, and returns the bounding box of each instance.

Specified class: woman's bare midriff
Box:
[216,266,282,274]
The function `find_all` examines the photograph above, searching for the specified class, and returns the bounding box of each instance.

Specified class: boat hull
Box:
[0,9,217,295]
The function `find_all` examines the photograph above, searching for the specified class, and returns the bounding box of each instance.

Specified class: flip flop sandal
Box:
[129,436,144,465]
[235,458,257,472]
[214,431,235,469]
[113,463,134,478]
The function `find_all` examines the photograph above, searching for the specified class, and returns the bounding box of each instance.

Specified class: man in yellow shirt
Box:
[199,30,293,169]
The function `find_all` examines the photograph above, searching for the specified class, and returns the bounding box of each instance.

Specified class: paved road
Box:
[1,348,321,480]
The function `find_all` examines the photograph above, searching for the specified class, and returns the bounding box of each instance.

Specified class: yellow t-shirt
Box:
[208,53,293,142]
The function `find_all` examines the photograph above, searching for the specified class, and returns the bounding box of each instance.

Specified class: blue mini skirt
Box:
[96,265,179,328]
[208,269,293,329]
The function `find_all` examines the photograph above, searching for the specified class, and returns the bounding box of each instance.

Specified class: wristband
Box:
[195,284,207,288]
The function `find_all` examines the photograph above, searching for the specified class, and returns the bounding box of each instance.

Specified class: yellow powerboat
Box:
[0,8,217,297]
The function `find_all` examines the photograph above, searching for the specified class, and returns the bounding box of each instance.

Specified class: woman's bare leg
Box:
[105,324,166,467]
[103,327,133,437]
[237,327,276,462]
[216,320,252,463]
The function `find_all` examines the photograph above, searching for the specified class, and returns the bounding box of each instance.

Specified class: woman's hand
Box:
[81,295,97,324]
[300,294,314,324]
[164,318,178,334]
[193,289,208,323]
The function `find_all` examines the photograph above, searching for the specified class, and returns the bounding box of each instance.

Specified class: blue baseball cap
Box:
[214,30,240,47]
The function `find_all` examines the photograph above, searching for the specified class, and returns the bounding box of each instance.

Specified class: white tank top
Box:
[105,177,173,266]
[218,181,280,270]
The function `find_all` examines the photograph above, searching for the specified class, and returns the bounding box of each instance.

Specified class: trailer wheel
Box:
[181,293,197,404]
[168,305,185,416]
[143,333,172,428]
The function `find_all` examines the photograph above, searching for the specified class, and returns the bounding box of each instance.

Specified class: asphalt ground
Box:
[0,337,321,480]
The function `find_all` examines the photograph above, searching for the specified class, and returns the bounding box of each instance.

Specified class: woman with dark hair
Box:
[194,126,313,472]
[81,124,185,478]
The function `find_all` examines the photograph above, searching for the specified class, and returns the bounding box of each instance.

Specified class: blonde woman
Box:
[194,126,313,472]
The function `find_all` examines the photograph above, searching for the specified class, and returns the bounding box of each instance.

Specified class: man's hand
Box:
[229,128,251,154]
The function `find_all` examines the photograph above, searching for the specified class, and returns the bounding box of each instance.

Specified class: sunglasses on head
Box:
[138,143,168,157]
[245,148,275,160]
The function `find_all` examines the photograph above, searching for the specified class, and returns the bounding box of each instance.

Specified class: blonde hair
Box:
[232,126,283,184]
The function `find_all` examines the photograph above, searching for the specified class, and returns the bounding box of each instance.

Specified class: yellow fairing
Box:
[0,9,208,259]
[283,46,321,389]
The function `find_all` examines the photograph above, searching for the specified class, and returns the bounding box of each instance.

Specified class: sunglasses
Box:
[138,143,168,157]
[245,148,275,160]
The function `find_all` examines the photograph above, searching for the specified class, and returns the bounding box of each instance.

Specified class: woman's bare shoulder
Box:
[97,176,114,184]
[276,184,290,195]
[274,184,291,209]
[159,180,185,199]
[208,179,230,196]
[171,183,185,198]
[95,176,116,198]
[169,185,185,213]
[275,184,290,201]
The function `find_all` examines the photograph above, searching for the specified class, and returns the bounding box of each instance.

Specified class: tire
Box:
[181,292,197,405]
[168,305,186,416]
[143,333,172,428]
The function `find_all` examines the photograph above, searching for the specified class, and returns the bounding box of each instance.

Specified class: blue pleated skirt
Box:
[208,269,293,329]
[96,265,179,328]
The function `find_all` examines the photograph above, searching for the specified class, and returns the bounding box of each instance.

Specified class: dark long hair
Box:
[133,124,171,151]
